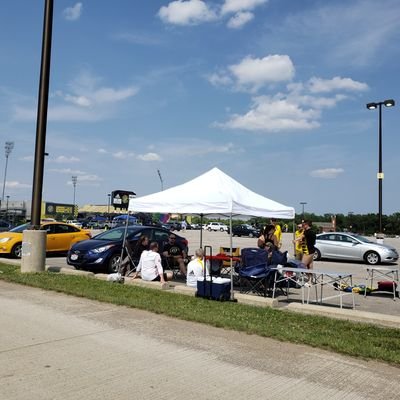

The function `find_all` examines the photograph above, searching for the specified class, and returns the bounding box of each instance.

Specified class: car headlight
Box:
[0,237,11,243]
[91,244,115,254]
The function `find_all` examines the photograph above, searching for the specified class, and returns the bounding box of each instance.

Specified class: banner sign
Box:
[111,190,136,210]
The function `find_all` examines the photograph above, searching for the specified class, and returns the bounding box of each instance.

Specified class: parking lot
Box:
[3,228,399,317]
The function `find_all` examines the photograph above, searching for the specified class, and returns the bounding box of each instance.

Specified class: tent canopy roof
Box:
[128,167,295,219]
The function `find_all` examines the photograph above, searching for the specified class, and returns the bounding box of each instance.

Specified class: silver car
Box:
[314,232,399,265]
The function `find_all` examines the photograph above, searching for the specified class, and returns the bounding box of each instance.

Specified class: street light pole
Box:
[300,202,307,220]
[72,176,77,215]
[157,169,164,191]
[2,141,14,202]
[107,193,111,214]
[366,99,395,234]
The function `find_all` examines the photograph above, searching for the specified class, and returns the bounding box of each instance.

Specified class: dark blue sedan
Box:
[67,225,188,274]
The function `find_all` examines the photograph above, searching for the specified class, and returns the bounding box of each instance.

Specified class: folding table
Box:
[364,267,399,300]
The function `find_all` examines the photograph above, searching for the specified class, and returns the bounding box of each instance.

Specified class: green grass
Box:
[1,262,400,365]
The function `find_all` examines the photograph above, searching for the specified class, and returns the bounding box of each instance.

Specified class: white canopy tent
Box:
[128,167,295,298]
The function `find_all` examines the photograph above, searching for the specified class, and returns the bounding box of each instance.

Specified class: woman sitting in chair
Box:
[186,248,209,288]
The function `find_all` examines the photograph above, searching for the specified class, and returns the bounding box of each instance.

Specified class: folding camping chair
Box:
[238,248,272,297]
[219,247,240,276]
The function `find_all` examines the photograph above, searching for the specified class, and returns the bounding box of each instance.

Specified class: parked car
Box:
[228,224,260,238]
[67,225,188,274]
[162,221,181,231]
[206,222,228,232]
[0,222,91,258]
[110,215,138,229]
[313,232,399,265]
[0,219,13,232]
[66,220,83,229]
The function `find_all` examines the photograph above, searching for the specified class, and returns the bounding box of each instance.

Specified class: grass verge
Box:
[1,263,399,365]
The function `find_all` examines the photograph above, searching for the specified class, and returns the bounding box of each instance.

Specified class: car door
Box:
[337,235,362,260]
[316,234,342,258]
[44,223,79,252]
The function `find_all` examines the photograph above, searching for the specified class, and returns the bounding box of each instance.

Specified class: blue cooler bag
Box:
[197,277,231,301]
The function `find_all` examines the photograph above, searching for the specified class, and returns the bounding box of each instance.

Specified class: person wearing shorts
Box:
[300,220,316,281]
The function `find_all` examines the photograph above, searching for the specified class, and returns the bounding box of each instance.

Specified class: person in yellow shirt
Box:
[270,219,282,249]
[294,223,304,260]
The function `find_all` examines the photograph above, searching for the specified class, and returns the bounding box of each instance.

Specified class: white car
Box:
[66,220,83,229]
[206,222,228,232]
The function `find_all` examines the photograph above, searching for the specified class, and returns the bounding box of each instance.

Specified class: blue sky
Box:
[1,0,399,216]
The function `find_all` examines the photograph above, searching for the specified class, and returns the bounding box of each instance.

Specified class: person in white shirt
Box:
[131,242,171,283]
[186,248,209,288]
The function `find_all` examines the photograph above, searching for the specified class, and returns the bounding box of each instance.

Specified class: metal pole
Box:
[2,142,14,202]
[378,103,383,233]
[30,0,54,228]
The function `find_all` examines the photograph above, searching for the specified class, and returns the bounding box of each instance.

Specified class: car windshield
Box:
[10,223,31,233]
[92,227,142,241]
[350,234,372,243]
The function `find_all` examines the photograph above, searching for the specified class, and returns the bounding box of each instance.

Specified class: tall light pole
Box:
[72,176,77,214]
[157,169,164,191]
[107,193,111,214]
[2,141,14,202]
[366,99,395,234]
[300,202,307,220]
[6,195,9,220]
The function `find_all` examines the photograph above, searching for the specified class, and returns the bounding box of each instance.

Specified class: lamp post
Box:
[107,193,111,214]
[300,202,307,220]
[366,99,395,234]
[6,195,9,220]
[72,176,77,214]
[157,169,164,191]
[2,141,14,202]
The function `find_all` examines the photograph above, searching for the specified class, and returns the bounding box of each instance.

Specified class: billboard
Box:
[111,190,136,210]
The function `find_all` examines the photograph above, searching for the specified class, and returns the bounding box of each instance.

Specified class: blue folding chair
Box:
[239,248,272,297]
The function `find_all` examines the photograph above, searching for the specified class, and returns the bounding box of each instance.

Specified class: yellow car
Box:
[0,222,92,258]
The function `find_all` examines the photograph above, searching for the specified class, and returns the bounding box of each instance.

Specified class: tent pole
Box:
[229,213,234,301]
[200,213,203,248]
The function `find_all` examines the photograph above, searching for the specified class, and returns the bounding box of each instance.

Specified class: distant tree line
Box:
[191,213,400,236]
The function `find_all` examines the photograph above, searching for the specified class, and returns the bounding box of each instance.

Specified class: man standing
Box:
[131,242,171,283]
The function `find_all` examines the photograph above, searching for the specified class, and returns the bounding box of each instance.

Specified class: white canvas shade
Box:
[128,167,295,300]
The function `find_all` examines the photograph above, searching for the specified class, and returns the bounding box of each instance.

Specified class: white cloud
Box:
[112,151,135,160]
[158,0,217,25]
[310,168,344,179]
[137,152,162,161]
[20,155,34,162]
[219,95,320,133]
[228,55,295,91]
[221,0,268,15]
[227,11,254,29]
[71,174,102,183]
[64,94,91,107]
[50,155,80,163]
[97,148,108,154]
[308,76,369,93]
[48,168,86,175]
[5,181,31,190]
[207,72,233,87]
[63,3,82,21]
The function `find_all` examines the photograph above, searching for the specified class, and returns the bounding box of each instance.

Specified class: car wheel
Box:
[364,251,380,265]
[220,228,224,232]
[313,248,321,261]
[208,227,212,231]
[248,233,254,238]
[107,254,121,274]
[12,243,22,258]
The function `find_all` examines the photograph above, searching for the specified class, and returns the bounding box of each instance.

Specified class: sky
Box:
[1,0,399,216]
